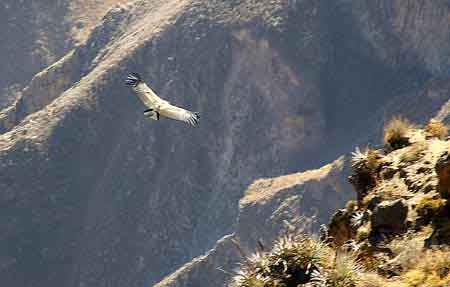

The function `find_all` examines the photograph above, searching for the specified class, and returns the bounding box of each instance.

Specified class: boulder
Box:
[436,152,450,198]
[371,199,408,231]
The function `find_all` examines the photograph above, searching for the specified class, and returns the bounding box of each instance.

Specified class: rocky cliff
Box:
[0,0,120,108]
[0,1,449,287]
[222,121,450,287]
[155,157,352,287]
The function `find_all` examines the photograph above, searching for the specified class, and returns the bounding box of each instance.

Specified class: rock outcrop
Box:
[155,157,353,287]
[226,124,450,287]
[326,126,450,272]
[370,199,408,231]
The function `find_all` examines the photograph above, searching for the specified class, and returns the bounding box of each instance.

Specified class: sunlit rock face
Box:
[155,157,353,287]
[0,0,449,287]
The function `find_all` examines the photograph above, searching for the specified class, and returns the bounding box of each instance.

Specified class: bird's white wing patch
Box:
[158,103,200,126]
[125,73,198,126]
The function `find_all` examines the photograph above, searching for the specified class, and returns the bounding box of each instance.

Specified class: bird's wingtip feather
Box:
[188,112,200,127]
[124,72,142,87]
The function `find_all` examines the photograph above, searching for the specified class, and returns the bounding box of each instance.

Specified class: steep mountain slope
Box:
[223,123,450,287]
[68,0,126,44]
[155,157,352,287]
[0,0,120,107]
[0,1,449,287]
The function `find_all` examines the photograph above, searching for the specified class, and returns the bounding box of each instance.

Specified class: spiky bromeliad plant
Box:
[233,253,271,287]
[269,235,325,285]
[231,234,369,287]
[350,147,381,174]
[349,147,382,202]
[232,234,329,287]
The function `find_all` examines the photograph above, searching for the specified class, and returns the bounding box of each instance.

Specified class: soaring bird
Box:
[125,73,200,127]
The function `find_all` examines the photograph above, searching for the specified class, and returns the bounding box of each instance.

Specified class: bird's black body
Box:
[144,108,160,120]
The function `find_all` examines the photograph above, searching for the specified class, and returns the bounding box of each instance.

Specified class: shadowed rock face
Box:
[0,1,69,89]
[155,157,353,287]
[0,0,449,287]
[0,0,121,108]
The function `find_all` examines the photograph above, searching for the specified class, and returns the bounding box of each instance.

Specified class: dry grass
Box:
[358,272,390,287]
[387,235,425,271]
[425,120,448,140]
[399,142,429,163]
[322,252,363,287]
[416,193,447,222]
[355,247,450,287]
[346,200,358,212]
[356,224,370,242]
[384,117,412,151]
[399,248,450,287]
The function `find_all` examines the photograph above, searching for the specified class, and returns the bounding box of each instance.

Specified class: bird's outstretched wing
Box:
[125,73,166,108]
[158,102,200,127]
[125,73,200,126]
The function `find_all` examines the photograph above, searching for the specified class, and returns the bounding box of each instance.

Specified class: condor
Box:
[125,73,200,127]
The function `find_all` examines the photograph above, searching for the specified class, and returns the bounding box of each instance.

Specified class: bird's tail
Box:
[125,73,142,87]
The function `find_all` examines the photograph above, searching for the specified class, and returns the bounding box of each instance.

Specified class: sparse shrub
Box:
[232,232,399,287]
[361,194,378,209]
[231,234,331,287]
[399,142,429,163]
[328,209,355,247]
[349,147,383,202]
[233,253,271,287]
[416,193,447,223]
[357,272,390,287]
[268,235,325,285]
[425,120,448,140]
[322,252,362,287]
[356,224,370,242]
[346,200,358,212]
[232,271,267,287]
[351,147,382,175]
[383,117,412,151]
[354,249,380,271]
